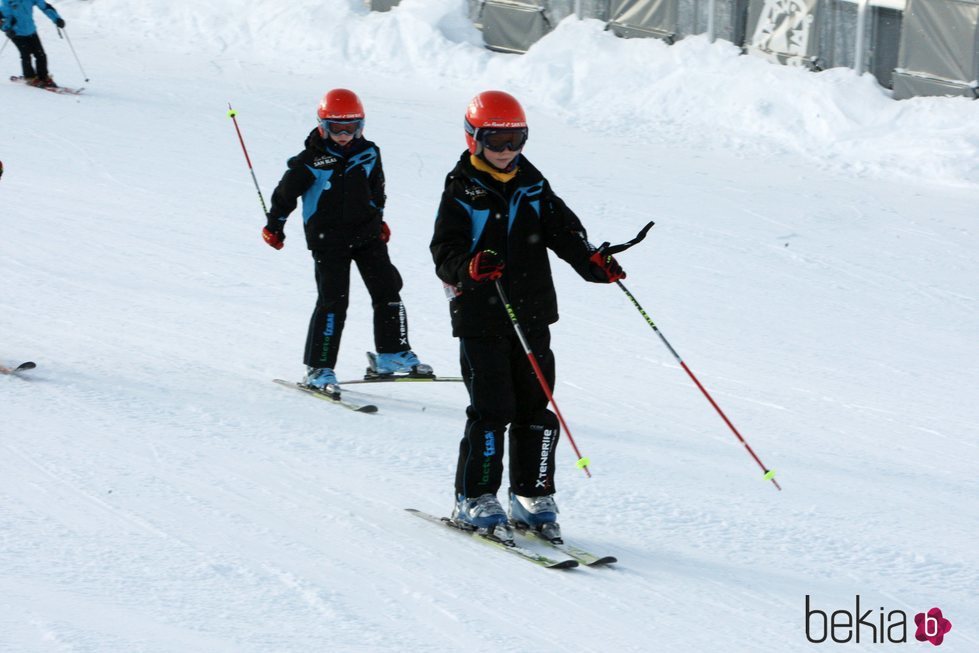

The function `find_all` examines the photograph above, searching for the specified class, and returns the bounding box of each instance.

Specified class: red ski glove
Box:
[380,221,391,243]
[262,227,285,250]
[468,249,504,283]
[589,250,626,283]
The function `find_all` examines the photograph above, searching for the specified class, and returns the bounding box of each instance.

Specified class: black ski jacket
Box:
[268,130,385,250]
[431,152,600,338]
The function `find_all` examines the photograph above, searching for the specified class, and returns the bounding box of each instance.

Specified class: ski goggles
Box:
[320,118,363,136]
[479,128,528,153]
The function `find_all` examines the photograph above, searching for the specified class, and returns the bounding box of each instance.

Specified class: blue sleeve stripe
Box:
[453,198,491,252]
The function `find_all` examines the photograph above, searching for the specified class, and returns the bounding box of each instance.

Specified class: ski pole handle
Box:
[596,221,654,257]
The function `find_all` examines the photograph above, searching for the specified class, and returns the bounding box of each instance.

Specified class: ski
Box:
[405,509,578,570]
[10,76,84,95]
[0,361,37,375]
[272,379,378,413]
[515,526,618,567]
[356,352,462,383]
[342,373,464,385]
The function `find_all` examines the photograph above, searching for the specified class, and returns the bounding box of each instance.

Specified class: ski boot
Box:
[302,367,341,399]
[452,493,514,544]
[509,490,562,543]
[365,350,434,379]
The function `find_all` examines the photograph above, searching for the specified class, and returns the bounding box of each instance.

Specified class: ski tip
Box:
[16,361,37,371]
[548,559,580,569]
[586,556,618,566]
[273,378,378,413]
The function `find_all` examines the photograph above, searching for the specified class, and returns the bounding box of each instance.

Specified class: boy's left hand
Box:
[589,251,626,283]
[380,222,391,243]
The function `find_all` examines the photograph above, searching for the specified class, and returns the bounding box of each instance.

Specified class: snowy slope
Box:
[2,0,978,651]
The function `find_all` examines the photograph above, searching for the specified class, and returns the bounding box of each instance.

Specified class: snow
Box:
[2,0,977,650]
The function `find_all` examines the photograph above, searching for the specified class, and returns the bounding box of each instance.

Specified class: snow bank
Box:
[71,0,979,187]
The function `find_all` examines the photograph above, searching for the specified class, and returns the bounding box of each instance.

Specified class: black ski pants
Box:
[455,328,560,499]
[304,239,410,370]
[10,33,49,80]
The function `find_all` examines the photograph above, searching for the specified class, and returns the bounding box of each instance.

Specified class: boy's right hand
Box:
[588,250,625,282]
[468,249,504,282]
[262,227,285,250]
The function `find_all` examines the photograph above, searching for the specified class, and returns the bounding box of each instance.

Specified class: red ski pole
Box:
[226,103,269,216]
[494,279,592,478]
[615,281,781,490]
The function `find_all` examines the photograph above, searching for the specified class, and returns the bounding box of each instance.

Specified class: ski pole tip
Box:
[576,456,591,470]
[763,469,776,481]
[227,109,237,118]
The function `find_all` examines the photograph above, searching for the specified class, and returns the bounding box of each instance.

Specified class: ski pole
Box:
[1,35,9,58]
[493,279,592,478]
[226,103,269,216]
[614,280,782,491]
[58,28,89,82]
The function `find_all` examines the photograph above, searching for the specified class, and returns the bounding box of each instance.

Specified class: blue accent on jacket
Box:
[508,180,544,232]
[0,0,62,37]
[345,148,378,179]
[466,176,543,236]
[302,167,334,225]
[453,198,491,252]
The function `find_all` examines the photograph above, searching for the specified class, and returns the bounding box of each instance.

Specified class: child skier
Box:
[263,88,432,397]
[0,0,65,88]
[430,90,625,542]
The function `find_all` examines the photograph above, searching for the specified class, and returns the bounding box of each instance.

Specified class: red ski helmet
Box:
[464,90,528,155]
[317,88,365,138]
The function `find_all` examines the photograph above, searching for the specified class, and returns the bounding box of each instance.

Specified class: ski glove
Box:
[468,249,504,283]
[55,18,66,29]
[262,213,286,249]
[380,221,391,243]
[588,250,626,283]
[263,213,286,249]
[262,227,285,250]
